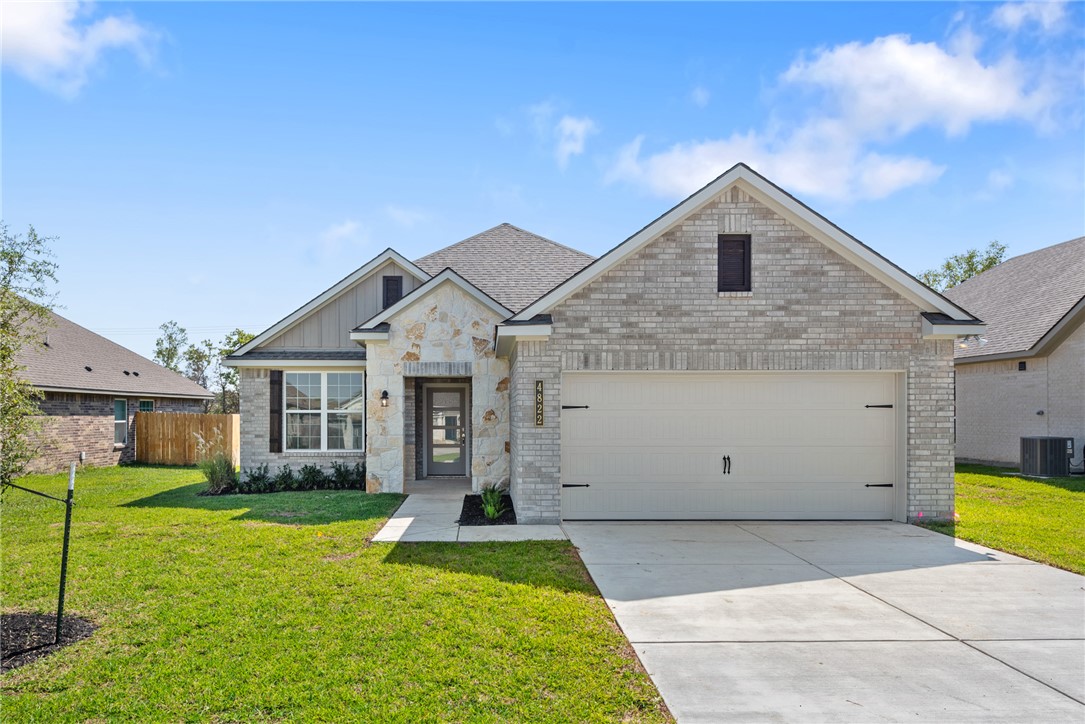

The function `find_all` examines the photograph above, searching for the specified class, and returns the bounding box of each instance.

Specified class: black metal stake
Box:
[55,463,76,645]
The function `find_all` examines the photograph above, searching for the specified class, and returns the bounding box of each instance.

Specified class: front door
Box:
[426,387,468,476]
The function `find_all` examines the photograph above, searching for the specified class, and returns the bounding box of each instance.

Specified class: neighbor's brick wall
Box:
[510,184,956,522]
[27,393,203,474]
[955,320,1084,465]
[238,368,365,475]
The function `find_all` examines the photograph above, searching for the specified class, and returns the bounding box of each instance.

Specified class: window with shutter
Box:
[383,276,403,309]
[718,234,751,292]
[269,370,283,453]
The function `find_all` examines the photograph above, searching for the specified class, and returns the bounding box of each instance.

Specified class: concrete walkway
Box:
[371,480,566,542]
[565,521,1085,723]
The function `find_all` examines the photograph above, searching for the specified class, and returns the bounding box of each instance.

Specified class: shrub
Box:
[330,461,366,490]
[273,465,296,492]
[240,463,271,494]
[298,464,327,490]
[195,430,237,495]
[480,485,507,520]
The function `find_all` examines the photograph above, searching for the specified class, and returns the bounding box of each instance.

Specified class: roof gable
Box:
[413,223,593,313]
[511,163,978,322]
[352,268,513,334]
[234,249,429,356]
[16,310,212,399]
[944,236,1085,360]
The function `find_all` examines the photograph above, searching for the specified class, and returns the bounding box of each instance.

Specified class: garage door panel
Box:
[560,373,897,520]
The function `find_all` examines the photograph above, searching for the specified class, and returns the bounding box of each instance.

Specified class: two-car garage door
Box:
[560,372,900,520]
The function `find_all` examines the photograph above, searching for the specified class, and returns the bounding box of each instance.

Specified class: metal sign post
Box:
[55,463,76,644]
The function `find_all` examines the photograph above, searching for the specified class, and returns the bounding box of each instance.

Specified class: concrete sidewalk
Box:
[371,480,566,542]
[566,521,1085,723]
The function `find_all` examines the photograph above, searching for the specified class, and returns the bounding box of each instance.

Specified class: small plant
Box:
[272,465,296,492]
[241,463,271,494]
[195,430,237,494]
[330,461,365,490]
[298,464,327,490]
[480,485,507,521]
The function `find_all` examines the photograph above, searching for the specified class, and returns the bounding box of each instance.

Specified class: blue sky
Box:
[3,1,1083,359]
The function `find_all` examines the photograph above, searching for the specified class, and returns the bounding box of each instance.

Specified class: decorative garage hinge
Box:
[864,484,894,488]
[562,484,591,488]
[865,404,894,408]
[561,405,590,410]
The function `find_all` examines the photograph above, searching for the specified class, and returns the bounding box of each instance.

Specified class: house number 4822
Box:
[534,381,544,426]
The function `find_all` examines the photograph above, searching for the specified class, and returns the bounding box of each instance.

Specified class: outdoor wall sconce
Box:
[380,390,389,407]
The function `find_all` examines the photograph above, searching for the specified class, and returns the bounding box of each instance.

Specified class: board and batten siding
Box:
[509,184,955,524]
[259,261,423,350]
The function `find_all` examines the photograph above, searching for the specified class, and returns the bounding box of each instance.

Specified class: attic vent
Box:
[84,366,93,372]
[1018,361,1027,371]
[124,370,131,376]
[133,371,140,376]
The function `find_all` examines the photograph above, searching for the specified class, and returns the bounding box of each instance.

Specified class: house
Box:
[16,309,213,473]
[225,163,983,524]
[942,237,1084,467]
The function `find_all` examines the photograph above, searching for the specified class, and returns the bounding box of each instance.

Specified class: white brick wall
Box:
[510,185,956,522]
[955,320,1085,464]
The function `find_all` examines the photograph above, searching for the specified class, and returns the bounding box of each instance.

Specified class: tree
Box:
[1,223,58,487]
[918,241,1007,292]
[213,328,255,414]
[153,321,188,372]
[183,339,216,389]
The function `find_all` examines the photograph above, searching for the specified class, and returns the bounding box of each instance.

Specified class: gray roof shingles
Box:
[413,223,594,313]
[16,309,213,399]
[943,236,1085,359]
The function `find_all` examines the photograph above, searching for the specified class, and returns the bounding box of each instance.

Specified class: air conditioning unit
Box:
[1020,437,1073,477]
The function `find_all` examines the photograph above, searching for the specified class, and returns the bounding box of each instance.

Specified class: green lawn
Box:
[2,465,668,722]
[920,464,1085,575]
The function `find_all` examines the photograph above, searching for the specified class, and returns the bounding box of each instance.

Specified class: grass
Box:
[2,465,668,722]
[919,464,1085,575]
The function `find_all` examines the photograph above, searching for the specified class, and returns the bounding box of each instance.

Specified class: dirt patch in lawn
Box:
[457,495,517,526]
[2,612,95,672]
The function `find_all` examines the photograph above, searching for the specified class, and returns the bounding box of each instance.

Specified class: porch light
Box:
[380,390,389,408]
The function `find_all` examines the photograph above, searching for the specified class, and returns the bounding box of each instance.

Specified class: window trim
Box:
[114,398,128,446]
[139,399,155,413]
[717,233,752,293]
[283,371,365,452]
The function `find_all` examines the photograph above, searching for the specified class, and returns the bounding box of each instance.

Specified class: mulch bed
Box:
[458,495,517,526]
[2,612,95,672]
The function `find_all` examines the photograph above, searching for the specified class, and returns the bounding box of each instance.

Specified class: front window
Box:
[285,372,364,451]
[139,400,154,413]
[114,399,128,444]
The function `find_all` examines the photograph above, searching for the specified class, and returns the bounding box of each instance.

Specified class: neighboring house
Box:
[943,237,1084,467]
[16,310,213,473]
[225,163,982,524]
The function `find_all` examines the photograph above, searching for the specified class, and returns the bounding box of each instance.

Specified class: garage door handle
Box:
[865,484,894,488]
[865,404,894,409]
[561,405,590,410]
[562,484,590,488]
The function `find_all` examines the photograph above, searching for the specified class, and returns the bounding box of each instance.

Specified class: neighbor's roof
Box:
[16,309,213,399]
[943,236,1085,360]
[413,223,594,312]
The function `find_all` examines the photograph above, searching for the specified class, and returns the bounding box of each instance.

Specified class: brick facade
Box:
[509,185,956,523]
[955,320,1085,465]
[27,393,204,474]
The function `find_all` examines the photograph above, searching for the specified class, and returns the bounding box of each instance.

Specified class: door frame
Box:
[422,382,471,478]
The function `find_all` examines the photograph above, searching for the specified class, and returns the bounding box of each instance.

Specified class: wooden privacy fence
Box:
[135,412,240,466]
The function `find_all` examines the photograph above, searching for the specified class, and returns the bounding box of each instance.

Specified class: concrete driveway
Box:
[564,522,1085,723]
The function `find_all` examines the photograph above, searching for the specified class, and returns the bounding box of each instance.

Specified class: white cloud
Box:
[987,168,1015,191]
[608,31,1064,202]
[385,205,427,228]
[312,219,367,258]
[555,115,598,169]
[691,85,711,108]
[991,1,1068,33]
[1,1,157,98]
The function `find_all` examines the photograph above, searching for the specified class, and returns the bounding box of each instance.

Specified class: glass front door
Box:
[426,387,468,476]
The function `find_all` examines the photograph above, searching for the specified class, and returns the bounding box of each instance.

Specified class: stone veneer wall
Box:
[955,320,1084,465]
[509,184,956,523]
[27,393,204,474]
[365,282,510,493]
[238,368,366,473]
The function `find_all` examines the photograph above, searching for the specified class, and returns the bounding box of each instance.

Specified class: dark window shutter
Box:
[269,370,283,453]
[383,276,403,309]
[718,234,751,292]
